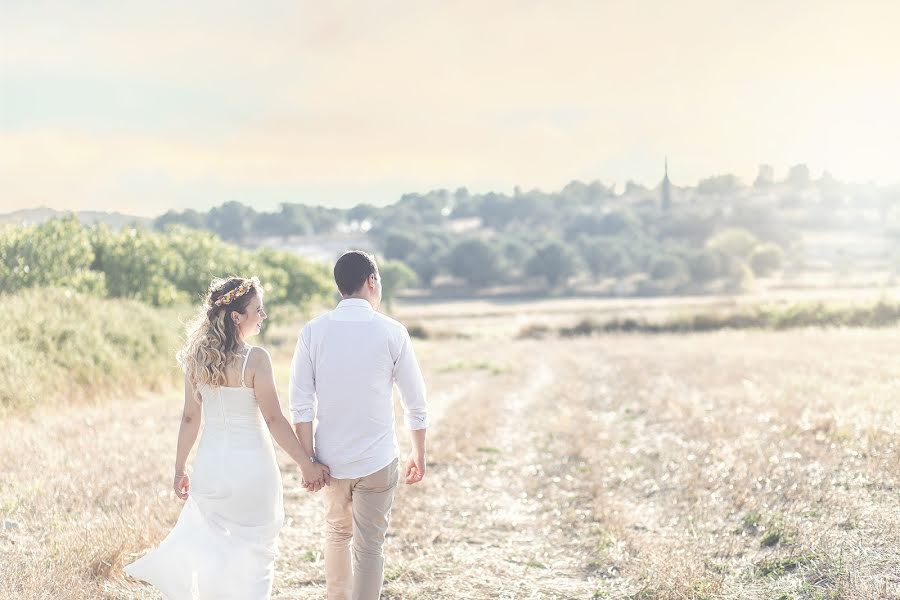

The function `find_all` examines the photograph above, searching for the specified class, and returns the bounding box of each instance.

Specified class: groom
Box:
[289,250,428,600]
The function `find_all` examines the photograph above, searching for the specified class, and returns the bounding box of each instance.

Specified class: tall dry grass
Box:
[2,299,899,598]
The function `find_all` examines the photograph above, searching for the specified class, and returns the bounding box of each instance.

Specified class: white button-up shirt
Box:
[289,298,428,479]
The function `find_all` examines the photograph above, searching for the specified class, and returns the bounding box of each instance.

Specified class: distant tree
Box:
[707,228,760,259]
[307,207,341,234]
[749,243,784,276]
[659,209,719,243]
[479,193,517,229]
[407,252,443,288]
[208,201,255,241]
[593,210,639,237]
[561,179,614,205]
[786,164,811,187]
[729,204,793,246]
[649,255,688,282]
[378,260,418,309]
[154,209,205,231]
[499,237,534,269]
[450,187,478,218]
[448,239,503,288]
[348,203,378,225]
[512,191,555,225]
[697,174,742,195]
[525,241,581,288]
[254,211,294,239]
[624,180,649,195]
[279,204,314,236]
[375,203,423,231]
[685,248,725,282]
[564,214,607,239]
[577,237,631,279]
[382,232,420,262]
[754,164,775,187]
[396,191,447,225]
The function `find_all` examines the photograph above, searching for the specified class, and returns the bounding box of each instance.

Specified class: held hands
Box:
[173,472,190,500]
[300,462,331,493]
[405,451,426,485]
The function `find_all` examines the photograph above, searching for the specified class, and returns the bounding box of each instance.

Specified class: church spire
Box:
[661,156,672,211]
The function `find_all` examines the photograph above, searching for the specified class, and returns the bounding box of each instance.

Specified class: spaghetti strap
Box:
[240,346,253,388]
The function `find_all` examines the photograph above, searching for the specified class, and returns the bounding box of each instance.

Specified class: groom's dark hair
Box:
[334,251,379,296]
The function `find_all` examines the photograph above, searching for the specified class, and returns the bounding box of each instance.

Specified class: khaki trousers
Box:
[322,458,400,600]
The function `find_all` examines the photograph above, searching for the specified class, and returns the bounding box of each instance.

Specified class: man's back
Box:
[289,298,427,479]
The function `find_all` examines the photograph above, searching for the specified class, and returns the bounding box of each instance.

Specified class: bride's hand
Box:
[173,472,190,500]
[300,463,331,492]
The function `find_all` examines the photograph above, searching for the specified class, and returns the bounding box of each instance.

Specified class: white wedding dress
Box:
[125,348,284,599]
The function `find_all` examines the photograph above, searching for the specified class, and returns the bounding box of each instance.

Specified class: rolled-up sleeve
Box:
[392,328,428,430]
[289,325,317,424]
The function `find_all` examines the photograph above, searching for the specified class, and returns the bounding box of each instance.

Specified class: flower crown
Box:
[213,279,255,307]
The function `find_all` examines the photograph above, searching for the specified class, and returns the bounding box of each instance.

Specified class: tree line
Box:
[150,171,821,294]
[0,216,333,309]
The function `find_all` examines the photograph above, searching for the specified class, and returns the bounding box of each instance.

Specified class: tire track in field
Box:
[369,341,605,599]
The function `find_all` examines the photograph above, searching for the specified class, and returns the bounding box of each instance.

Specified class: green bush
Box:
[0,216,98,294]
[1,218,332,311]
[0,288,184,414]
[254,247,333,308]
[90,225,189,305]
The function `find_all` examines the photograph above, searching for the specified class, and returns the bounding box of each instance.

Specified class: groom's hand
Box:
[405,451,426,484]
[301,463,331,492]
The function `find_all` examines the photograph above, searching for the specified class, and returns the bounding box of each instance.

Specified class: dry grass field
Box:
[1,299,899,599]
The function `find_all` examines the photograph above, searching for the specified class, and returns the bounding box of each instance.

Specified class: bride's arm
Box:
[173,373,202,500]
[251,348,330,487]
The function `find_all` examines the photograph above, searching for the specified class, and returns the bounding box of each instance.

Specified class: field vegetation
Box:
[0,288,183,415]
[1,294,898,599]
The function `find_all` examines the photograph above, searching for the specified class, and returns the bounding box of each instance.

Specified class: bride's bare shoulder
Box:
[246,346,274,381]
[247,345,272,360]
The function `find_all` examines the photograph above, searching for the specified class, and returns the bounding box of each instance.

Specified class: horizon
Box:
[2,1,899,217]
[5,162,896,221]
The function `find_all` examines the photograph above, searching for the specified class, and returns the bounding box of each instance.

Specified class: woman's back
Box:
[126,345,284,599]
[192,347,283,508]
[196,347,271,447]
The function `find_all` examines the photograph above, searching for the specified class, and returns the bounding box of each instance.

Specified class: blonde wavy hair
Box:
[177,276,263,391]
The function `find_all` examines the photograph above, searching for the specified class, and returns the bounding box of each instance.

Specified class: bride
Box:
[125,276,331,599]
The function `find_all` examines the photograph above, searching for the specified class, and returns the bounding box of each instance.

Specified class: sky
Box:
[1,1,899,217]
